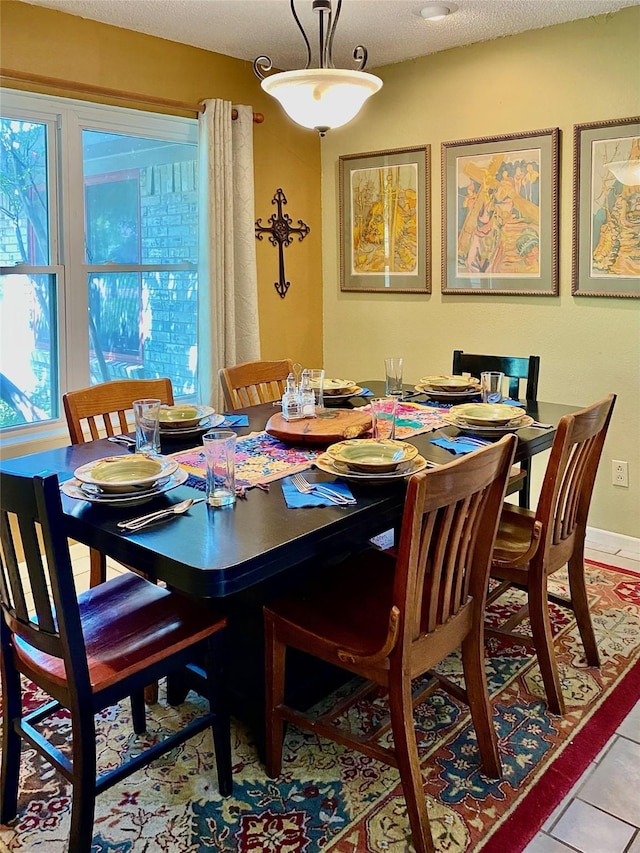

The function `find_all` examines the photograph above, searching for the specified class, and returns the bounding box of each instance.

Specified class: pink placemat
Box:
[171,431,323,487]
[360,401,449,439]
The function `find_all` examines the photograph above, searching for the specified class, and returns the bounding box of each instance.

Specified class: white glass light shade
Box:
[606,160,640,186]
[261,68,383,134]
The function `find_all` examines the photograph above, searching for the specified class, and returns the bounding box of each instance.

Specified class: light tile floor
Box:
[522,543,640,853]
[63,539,640,853]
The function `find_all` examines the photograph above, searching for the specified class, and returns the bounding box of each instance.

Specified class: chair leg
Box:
[528,576,565,716]
[460,632,501,778]
[130,690,147,734]
[69,712,97,853]
[388,667,436,853]
[567,545,600,667]
[0,667,22,823]
[205,635,233,798]
[89,548,107,587]
[264,614,287,779]
[518,461,531,509]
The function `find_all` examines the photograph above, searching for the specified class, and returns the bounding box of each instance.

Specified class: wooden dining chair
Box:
[452,351,541,510]
[487,394,616,716]
[264,434,517,853]
[62,377,174,587]
[0,470,232,853]
[219,359,294,410]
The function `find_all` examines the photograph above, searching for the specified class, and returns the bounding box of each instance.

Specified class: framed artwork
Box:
[339,145,430,293]
[572,116,640,298]
[442,128,560,295]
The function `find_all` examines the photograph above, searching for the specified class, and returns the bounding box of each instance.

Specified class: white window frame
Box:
[0,89,198,458]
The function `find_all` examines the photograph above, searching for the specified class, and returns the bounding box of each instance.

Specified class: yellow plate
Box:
[450,403,526,425]
[315,452,429,481]
[73,454,179,493]
[326,438,418,473]
[320,379,357,395]
[158,404,216,429]
[419,374,479,391]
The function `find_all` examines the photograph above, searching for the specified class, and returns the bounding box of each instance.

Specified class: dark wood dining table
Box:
[2,383,577,735]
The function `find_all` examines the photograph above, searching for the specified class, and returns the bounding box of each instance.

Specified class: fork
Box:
[290,474,355,505]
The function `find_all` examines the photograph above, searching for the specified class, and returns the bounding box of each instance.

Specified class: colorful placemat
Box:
[361,400,449,438]
[171,431,323,488]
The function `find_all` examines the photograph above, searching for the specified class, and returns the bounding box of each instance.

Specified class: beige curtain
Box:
[198,99,260,410]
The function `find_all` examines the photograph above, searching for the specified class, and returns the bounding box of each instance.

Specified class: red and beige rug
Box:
[1,560,639,853]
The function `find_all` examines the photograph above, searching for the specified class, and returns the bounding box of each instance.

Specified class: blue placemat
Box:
[431,436,489,455]
[281,477,354,508]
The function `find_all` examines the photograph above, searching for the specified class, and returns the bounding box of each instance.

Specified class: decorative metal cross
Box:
[255,188,310,298]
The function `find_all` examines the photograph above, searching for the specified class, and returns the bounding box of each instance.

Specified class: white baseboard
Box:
[586,527,640,560]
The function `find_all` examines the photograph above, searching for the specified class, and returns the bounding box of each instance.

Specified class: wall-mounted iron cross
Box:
[255,188,310,298]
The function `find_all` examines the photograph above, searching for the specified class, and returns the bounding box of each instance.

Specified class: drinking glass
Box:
[481,371,504,404]
[133,398,161,454]
[308,369,325,411]
[385,357,404,397]
[370,397,398,440]
[203,429,237,507]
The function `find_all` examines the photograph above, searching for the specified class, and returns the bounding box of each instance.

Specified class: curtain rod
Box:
[0,68,265,123]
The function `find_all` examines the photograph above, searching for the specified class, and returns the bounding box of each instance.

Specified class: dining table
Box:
[2,381,578,739]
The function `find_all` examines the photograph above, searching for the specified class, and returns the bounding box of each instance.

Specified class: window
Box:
[0,91,198,441]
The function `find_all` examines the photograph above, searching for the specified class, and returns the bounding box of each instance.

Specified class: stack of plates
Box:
[158,404,223,436]
[415,374,481,402]
[444,403,533,436]
[61,454,187,505]
[319,379,365,401]
[320,438,425,481]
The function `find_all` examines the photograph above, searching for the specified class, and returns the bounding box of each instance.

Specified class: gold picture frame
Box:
[572,116,640,298]
[442,128,560,295]
[339,145,430,293]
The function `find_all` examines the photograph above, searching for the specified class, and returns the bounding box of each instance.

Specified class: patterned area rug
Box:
[1,560,639,853]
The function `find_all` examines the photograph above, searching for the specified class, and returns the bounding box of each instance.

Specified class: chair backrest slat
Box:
[219,359,294,411]
[63,378,174,444]
[452,350,540,400]
[395,434,517,645]
[535,395,616,562]
[0,473,88,666]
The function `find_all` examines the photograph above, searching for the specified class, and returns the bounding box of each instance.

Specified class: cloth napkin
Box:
[501,398,523,406]
[431,436,489,455]
[220,413,249,427]
[359,387,374,397]
[282,477,355,508]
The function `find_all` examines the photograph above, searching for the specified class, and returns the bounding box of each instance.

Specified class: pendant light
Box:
[254,0,382,136]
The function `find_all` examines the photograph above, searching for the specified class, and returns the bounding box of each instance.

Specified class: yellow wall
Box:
[321,8,640,537]
[1,0,324,368]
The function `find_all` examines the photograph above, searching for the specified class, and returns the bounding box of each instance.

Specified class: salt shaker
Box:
[282,373,303,421]
[300,369,316,418]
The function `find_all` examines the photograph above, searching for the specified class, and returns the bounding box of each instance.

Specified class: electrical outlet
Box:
[612,460,629,488]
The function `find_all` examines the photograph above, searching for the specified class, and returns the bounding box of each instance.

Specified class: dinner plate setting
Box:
[314,452,429,483]
[443,403,533,436]
[322,384,366,401]
[326,438,418,474]
[158,405,222,435]
[62,454,187,505]
[415,374,481,402]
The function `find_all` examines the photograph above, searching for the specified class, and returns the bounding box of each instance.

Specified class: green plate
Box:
[73,454,179,493]
[326,439,418,473]
[450,403,526,425]
[158,404,216,428]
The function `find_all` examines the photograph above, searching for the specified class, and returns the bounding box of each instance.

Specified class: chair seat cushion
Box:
[265,548,396,663]
[14,573,226,691]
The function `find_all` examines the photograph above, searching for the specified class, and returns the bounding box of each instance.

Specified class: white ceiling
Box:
[18,0,640,71]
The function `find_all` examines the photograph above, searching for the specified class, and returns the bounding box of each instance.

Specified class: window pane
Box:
[82,130,198,266]
[0,118,49,265]
[88,270,197,396]
[0,272,58,426]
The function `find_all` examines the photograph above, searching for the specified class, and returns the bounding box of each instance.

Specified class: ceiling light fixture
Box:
[254,0,382,137]
[419,3,453,21]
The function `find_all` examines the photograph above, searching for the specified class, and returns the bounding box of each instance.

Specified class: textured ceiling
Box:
[18,0,640,70]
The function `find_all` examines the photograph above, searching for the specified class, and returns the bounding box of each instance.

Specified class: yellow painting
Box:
[456,149,541,278]
[590,135,640,279]
[350,164,418,275]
